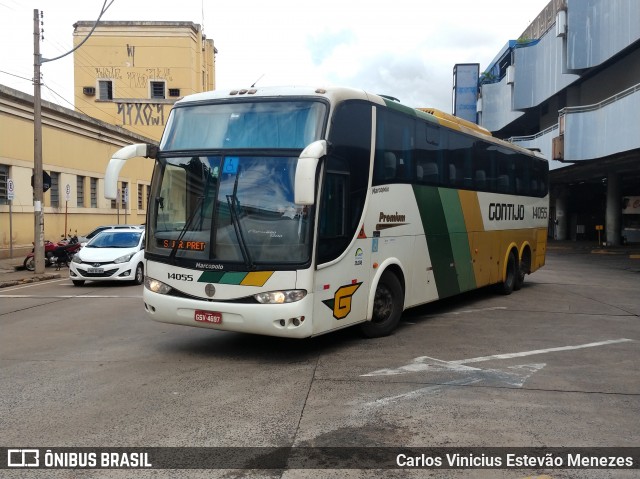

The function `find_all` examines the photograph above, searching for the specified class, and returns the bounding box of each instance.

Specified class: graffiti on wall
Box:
[95,67,123,80]
[127,68,174,88]
[117,103,166,126]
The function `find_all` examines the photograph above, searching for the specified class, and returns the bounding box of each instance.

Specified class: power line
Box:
[0,69,31,82]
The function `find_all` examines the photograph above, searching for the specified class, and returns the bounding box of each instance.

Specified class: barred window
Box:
[77,176,85,207]
[137,184,144,210]
[50,171,60,207]
[98,80,113,100]
[121,181,129,206]
[90,177,98,208]
[150,81,165,99]
[0,164,8,205]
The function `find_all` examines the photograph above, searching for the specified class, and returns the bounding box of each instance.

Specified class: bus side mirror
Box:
[105,143,157,199]
[294,140,326,205]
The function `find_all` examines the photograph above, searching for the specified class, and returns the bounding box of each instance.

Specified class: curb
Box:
[0,273,62,289]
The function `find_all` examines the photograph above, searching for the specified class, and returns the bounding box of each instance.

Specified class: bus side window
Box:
[416,121,441,185]
[374,107,414,185]
[384,152,397,179]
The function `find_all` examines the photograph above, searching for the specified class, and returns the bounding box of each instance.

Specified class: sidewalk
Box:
[547,239,640,257]
[0,256,63,288]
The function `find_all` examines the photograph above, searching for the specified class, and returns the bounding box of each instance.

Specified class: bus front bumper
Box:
[143,289,315,338]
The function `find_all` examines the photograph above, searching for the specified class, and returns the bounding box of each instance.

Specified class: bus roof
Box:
[174,86,546,161]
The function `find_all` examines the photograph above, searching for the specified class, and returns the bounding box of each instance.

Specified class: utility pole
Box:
[31,3,113,274]
[33,9,45,274]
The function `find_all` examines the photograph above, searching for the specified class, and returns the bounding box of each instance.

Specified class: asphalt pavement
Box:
[1,240,639,289]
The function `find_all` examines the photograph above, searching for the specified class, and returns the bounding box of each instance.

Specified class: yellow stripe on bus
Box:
[240,271,274,287]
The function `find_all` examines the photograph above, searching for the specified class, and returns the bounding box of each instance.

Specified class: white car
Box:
[77,224,144,246]
[70,229,145,286]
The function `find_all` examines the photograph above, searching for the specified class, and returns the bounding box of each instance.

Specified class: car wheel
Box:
[72,280,85,286]
[360,272,404,338]
[133,263,144,285]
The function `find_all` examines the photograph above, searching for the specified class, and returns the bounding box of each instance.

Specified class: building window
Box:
[77,175,85,207]
[146,185,151,208]
[0,164,8,205]
[150,81,165,99]
[137,184,144,210]
[90,177,98,208]
[50,171,60,208]
[98,80,113,100]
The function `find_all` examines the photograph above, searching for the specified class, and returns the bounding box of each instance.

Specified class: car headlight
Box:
[145,277,172,294]
[254,290,306,304]
[72,255,83,264]
[114,253,135,264]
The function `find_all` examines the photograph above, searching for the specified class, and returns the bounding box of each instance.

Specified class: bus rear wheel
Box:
[497,251,517,295]
[361,272,404,338]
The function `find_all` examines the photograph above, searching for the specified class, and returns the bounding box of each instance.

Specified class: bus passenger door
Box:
[312,166,370,335]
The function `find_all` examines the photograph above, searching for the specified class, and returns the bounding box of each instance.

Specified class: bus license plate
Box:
[195,310,222,324]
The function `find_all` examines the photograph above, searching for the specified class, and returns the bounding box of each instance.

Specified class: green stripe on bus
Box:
[412,185,460,298]
[198,271,225,283]
[197,270,273,286]
[438,188,476,292]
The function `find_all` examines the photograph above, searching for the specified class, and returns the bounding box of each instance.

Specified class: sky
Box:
[0,0,550,113]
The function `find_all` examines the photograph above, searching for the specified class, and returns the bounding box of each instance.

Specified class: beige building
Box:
[0,85,155,258]
[73,21,216,141]
[0,20,217,259]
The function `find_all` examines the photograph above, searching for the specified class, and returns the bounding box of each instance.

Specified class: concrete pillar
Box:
[554,188,568,240]
[605,172,621,246]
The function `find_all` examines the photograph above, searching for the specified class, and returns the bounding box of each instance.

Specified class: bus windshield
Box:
[160,100,327,150]
[148,154,312,267]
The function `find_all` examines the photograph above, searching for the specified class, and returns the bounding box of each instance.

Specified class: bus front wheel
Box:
[361,272,404,338]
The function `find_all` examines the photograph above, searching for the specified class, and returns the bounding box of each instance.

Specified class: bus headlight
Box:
[254,290,306,304]
[145,276,172,295]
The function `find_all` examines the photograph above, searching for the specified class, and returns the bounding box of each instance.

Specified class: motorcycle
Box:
[23,235,81,271]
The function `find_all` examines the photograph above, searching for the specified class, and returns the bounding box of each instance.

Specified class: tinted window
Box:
[318,101,372,264]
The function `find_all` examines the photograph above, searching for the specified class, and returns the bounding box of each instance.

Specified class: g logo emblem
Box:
[323,283,362,320]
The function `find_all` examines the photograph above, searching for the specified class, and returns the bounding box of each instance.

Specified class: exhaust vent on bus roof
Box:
[379,94,401,102]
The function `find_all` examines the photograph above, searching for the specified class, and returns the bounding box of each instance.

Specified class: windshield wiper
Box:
[226,170,254,270]
[169,195,204,263]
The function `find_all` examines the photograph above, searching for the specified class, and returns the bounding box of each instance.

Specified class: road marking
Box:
[0,294,142,298]
[445,306,507,315]
[361,339,634,407]
[0,278,69,292]
[362,339,634,376]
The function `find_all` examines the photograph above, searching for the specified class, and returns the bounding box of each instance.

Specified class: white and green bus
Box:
[104,86,548,338]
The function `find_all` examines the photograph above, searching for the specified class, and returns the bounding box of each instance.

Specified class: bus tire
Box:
[497,251,517,295]
[514,258,525,291]
[361,272,404,338]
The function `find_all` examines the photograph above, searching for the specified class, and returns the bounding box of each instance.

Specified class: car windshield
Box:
[87,231,142,248]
